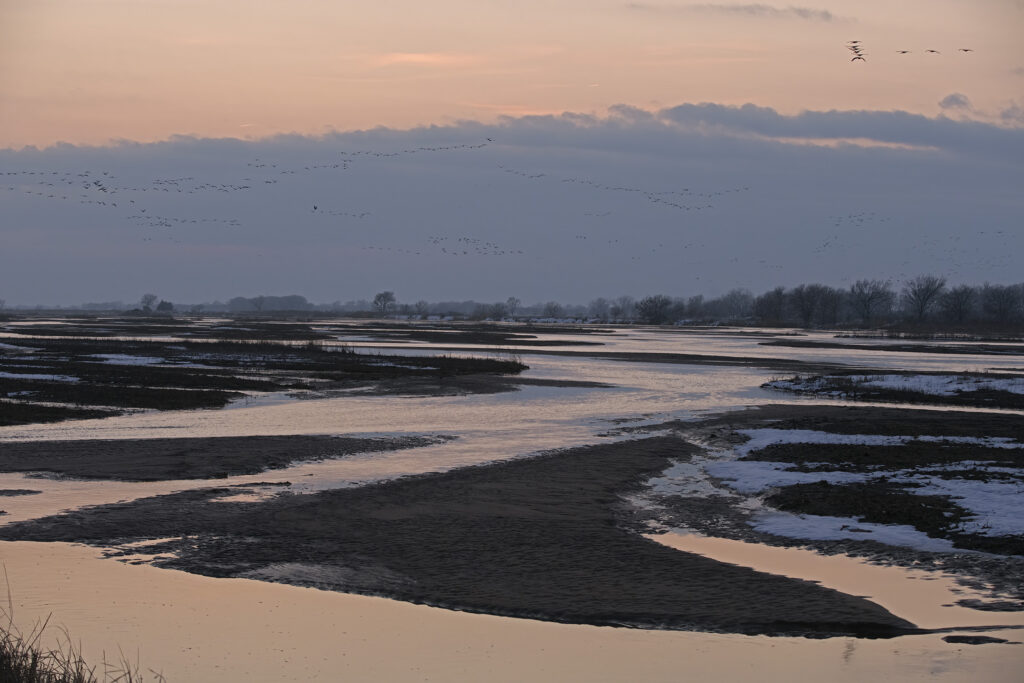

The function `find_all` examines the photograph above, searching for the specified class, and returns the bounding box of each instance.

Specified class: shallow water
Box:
[1,325,1022,680]
[2,541,1022,683]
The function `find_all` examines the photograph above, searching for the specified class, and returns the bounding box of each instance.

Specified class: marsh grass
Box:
[0,571,164,683]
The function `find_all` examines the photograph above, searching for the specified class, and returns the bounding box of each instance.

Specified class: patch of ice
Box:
[734,429,1024,455]
[645,457,739,498]
[892,475,1024,537]
[88,354,167,365]
[769,374,1024,397]
[704,460,869,494]
[0,372,80,382]
[749,510,959,553]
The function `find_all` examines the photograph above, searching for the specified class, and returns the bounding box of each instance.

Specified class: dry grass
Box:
[0,569,165,683]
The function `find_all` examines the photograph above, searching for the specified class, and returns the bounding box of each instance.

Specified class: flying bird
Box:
[896,50,911,54]
[851,56,866,62]
[958,48,974,52]
[925,49,940,54]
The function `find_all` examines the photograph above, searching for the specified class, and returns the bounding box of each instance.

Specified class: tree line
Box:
[6,276,1022,332]
[624,276,1024,330]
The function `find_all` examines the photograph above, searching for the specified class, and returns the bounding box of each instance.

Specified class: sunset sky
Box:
[1,1,1022,305]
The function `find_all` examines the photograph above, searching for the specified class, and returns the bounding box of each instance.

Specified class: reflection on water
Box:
[1,327,1022,680]
[2,541,1022,683]
[652,532,1024,630]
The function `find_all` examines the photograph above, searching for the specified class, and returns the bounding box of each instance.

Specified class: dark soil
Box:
[743,442,1024,474]
[327,323,610,346]
[0,436,918,638]
[692,404,1024,440]
[0,400,114,426]
[0,435,446,481]
[763,480,1024,555]
[639,404,1024,604]
[763,373,1024,410]
[942,635,1017,645]
[760,339,1024,356]
[0,329,531,426]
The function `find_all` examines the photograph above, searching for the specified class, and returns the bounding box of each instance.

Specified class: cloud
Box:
[938,93,972,110]
[656,102,1024,161]
[626,3,841,22]
[375,53,480,68]
[1,103,1021,305]
[1001,103,1024,125]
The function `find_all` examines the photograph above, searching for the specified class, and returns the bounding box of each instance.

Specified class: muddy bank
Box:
[308,374,612,398]
[0,333,529,426]
[329,322,611,346]
[0,435,446,481]
[672,404,1024,440]
[760,339,1024,356]
[763,373,1024,410]
[0,436,916,637]
[453,348,854,374]
[636,404,1024,607]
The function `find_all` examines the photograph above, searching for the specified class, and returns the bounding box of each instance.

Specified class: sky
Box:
[1,1,1022,305]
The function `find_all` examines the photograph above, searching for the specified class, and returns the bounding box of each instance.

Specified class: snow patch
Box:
[749,511,959,552]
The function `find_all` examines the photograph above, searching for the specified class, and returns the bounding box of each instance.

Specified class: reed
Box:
[0,572,164,683]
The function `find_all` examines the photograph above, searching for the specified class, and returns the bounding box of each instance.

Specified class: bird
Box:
[925,49,940,54]
[851,56,866,62]
[958,48,974,52]
[896,50,911,54]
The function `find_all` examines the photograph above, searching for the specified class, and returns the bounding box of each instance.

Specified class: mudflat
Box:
[0,435,445,481]
[0,435,916,637]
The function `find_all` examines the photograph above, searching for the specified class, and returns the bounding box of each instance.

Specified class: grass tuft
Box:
[0,569,165,682]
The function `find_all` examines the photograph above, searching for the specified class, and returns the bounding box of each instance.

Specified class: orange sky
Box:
[1,1,1021,147]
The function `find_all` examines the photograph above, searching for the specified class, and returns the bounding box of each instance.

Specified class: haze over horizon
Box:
[1,1,1022,306]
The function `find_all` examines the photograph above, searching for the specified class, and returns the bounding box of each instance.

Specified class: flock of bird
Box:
[847,40,974,62]
[812,211,890,255]
[4,141,768,271]
[2,118,1008,280]
[499,165,749,213]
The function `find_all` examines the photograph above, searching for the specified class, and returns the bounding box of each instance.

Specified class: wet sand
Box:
[0,435,916,637]
[7,541,1022,683]
[0,435,446,480]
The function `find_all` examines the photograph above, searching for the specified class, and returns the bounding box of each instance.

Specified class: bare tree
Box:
[789,284,825,328]
[939,285,976,325]
[610,295,635,320]
[753,287,787,324]
[414,300,430,318]
[636,295,674,324]
[848,279,894,326]
[373,291,396,315]
[140,293,158,312]
[542,301,564,318]
[587,297,610,320]
[817,286,843,327]
[685,295,704,319]
[981,284,1022,324]
[0,298,6,311]
[718,289,754,320]
[505,297,521,318]
[902,275,947,322]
